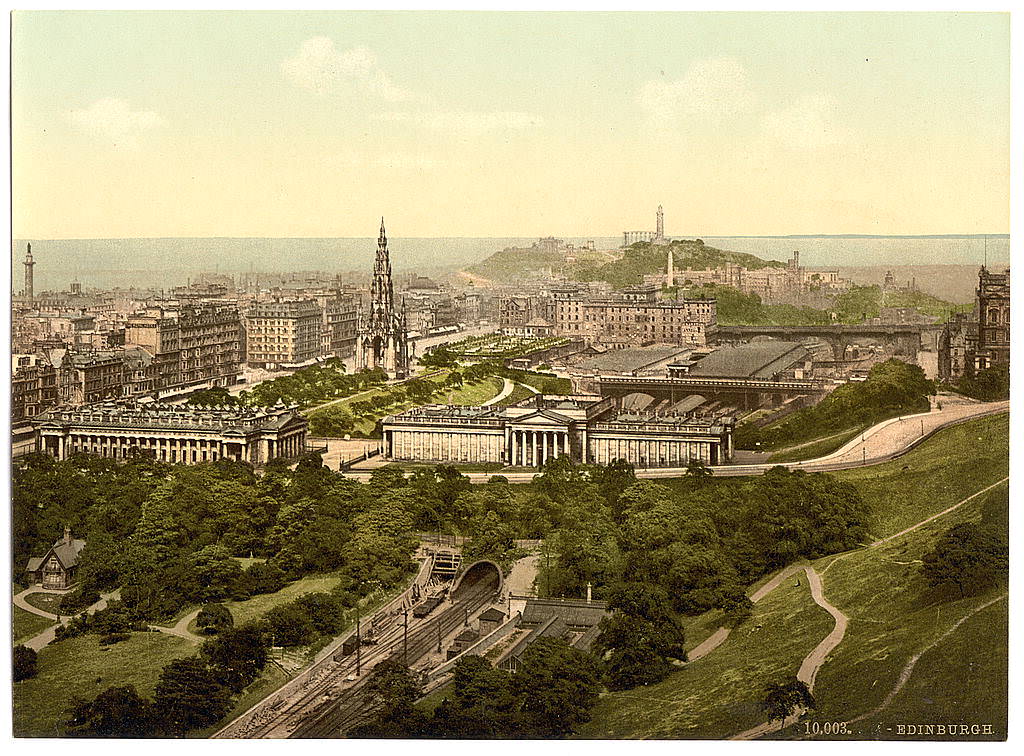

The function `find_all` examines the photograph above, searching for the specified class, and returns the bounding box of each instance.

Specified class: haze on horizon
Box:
[11,11,1010,240]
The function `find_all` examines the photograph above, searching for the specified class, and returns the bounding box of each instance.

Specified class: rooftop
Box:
[686,341,809,379]
[573,343,688,374]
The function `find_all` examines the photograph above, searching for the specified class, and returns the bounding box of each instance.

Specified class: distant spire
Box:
[379,217,387,244]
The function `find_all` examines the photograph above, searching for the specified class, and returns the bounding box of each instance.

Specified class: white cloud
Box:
[638,57,756,124]
[377,110,543,134]
[68,98,163,148]
[760,94,848,150]
[282,37,416,102]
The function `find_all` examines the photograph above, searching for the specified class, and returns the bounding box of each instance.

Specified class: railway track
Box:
[232,570,498,739]
[290,575,499,738]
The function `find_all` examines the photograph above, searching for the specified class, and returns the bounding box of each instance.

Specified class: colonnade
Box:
[589,435,717,467]
[40,429,306,465]
[508,428,570,467]
[387,429,504,463]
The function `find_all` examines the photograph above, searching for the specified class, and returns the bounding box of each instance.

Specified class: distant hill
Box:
[466,238,784,286]
[574,239,785,288]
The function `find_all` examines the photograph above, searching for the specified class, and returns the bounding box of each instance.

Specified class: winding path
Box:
[14,588,119,651]
[482,378,515,407]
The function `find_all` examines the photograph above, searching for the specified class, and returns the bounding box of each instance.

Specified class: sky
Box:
[10,11,1011,239]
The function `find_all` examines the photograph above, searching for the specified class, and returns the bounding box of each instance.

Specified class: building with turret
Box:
[354,219,411,378]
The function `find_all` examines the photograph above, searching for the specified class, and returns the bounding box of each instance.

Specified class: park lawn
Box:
[13,605,56,644]
[767,426,867,463]
[577,576,834,739]
[13,631,194,737]
[780,479,1008,739]
[221,571,345,626]
[496,383,535,407]
[830,412,1008,540]
[24,591,63,614]
[838,597,1007,741]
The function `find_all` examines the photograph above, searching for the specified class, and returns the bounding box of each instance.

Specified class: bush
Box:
[196,603,234,635]
[99,632,131,646]
[13,645,37,682]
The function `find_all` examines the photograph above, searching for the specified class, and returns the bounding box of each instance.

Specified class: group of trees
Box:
[353,638,602,738]
[13,451,421,629]
[946,362,1010,401]
[736,359,935,450]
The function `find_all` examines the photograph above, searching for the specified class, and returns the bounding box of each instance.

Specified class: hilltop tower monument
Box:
[354,218,411,379]
[23,243,35,299]
[656,205,665,240]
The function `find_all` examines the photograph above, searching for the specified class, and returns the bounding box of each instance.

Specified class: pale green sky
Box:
[11,11,1010,238]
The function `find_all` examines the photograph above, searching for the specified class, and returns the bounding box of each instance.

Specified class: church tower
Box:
[24,243,35,299]
[354,219,410,379]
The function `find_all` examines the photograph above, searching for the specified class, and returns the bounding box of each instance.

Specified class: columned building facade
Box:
[382,394,734,468]
[34,402,307,466]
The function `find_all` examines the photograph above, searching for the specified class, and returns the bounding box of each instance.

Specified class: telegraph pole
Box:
[436,617,442,653]
[355,609,361,676]
[403,610,409,666]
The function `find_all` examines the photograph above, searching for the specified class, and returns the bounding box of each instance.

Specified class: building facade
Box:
[245,299,322,369]
[34,401,308,466]
[976,266,1010,370]
[382,394,735,469]
[354,219,411,378]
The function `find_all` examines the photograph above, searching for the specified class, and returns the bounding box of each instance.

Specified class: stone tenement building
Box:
[125,302,242,391]
[551,284,717,349]
[382,394,735,469]
[354,219,411,378]
[34,401,308,466]
[245,299,323,369]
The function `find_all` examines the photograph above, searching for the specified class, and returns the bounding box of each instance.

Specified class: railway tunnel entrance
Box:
[451,560,503,599]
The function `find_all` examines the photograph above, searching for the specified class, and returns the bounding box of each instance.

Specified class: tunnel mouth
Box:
[451,560,503,598]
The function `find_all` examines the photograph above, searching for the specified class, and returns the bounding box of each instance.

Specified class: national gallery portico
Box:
[33,401,308,466]
[382,394,735,468]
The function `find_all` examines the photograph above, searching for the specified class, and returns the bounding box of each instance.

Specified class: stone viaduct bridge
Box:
[597,375,829,410]
[714,324,940,360]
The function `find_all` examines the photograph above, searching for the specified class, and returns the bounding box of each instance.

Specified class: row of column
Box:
[57,432,232,464]
[509,429,569,467]
[388,429,503,463]
[268,432,306,461]
[591,436,716,467]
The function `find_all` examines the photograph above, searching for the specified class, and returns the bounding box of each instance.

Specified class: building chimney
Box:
[64,525,72,545]
[586,581,592,604]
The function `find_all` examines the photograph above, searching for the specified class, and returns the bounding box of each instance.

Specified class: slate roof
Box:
[521,597,609,629]
[479,608,507,622]
[687,342,809,379]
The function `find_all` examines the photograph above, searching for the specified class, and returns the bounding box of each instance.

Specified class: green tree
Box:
[196,603,234,635]
[153,657,232,734]
[351,659,429,737]
[761,678,815,730]
[430,655,522,737]
[66,685,157,737]
[921,522,1008,598]
[13,645,37,682]
[512,637,601,737]
[201,622,269,692]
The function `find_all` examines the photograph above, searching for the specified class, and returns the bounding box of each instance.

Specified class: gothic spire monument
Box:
[355,218,411,379]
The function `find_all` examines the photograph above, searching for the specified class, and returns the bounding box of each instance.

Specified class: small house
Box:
[25,527,86,589]
[478,607,506,636]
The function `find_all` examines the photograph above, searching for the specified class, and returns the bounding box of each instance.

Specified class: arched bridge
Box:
[597,374,827,410]
[715,324,935,360]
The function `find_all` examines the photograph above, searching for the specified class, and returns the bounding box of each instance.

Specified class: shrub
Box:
[13,645,37,682]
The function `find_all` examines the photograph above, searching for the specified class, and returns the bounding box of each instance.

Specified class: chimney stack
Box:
[586,581,592,604]
[64,525,71,545]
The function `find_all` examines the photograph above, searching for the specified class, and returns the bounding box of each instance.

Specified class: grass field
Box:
[782,478,1008,740]
[13,632,194,737]
[13,605,56,645]
[767,426,866,463]
[220,571,345,626]
[23,592,63,614]
[578,577,834,739]
[830,412,1008,539]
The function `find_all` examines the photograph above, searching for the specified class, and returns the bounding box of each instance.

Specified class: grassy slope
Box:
[581,414,1008,740]
[830,412,1008,539]
[13,632,194,737]
[13,605,56,645]
[766,426,867,464]
[578,579,833,739]
[221,572,344,626]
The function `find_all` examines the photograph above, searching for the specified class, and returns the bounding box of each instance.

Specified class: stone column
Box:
[510,431,518,466]
[542,432,548,465]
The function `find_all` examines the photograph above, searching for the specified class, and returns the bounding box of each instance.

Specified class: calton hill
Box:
[11,344,1008,737]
